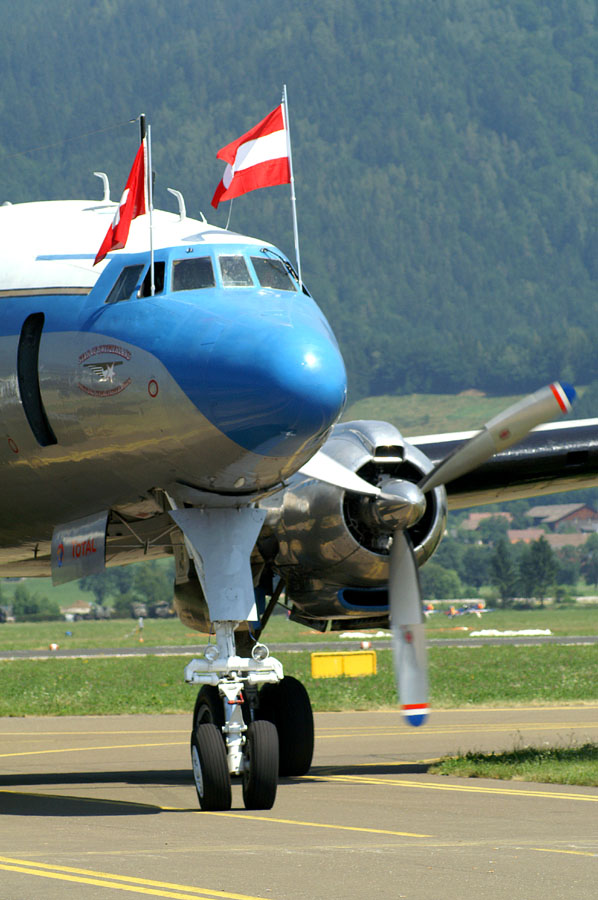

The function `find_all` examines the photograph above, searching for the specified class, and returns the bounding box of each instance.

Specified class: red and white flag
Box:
[94,141,148,265]
[211,105,290,208]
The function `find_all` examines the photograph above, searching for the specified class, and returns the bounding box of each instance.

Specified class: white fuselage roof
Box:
[0,200,264,291]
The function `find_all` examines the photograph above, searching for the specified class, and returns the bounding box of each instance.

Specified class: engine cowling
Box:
[259,420,447,625]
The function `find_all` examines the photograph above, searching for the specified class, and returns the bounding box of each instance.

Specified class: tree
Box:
[420,561,463,600]
[12,584,60,619]
[519,537,557,607]
[461,544,493,589]
[489,539,518,607]
[132,562,173,607]
[79,568,135,606]
[580,533,598,587]
[555,546,580,587]
[477,516,510,546]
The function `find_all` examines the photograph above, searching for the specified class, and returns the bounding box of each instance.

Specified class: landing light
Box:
[303,351,318,369]
[204,644,219,662]
[251,643,270,661]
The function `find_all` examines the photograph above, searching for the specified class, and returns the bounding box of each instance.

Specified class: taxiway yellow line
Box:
[192,811,430,838]
[315,721,598,739]
[0,729,189,736]
[0,856,274,900]
[0,740,186,758]
[532,848,598,858]
[312,773,598,801]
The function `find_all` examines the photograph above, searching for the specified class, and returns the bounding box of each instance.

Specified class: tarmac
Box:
[0,705,597,899]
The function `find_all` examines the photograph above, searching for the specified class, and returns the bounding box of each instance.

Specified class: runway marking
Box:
[0,789,430,836]
[316,721,598,739]
[532,848,598,858]
[0,730,189,737]
[190,811,431,838]
[0,856,273,900]
[0,741,186,759]
[307,774,598,802]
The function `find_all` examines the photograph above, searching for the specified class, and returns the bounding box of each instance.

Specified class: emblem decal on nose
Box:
[78,344,132,397]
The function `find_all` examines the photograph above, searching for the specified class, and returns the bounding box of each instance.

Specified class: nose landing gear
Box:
[186,621,284,811]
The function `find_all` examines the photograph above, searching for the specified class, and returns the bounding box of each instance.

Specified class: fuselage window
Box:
[219,255,253,287]
[105,265,144,304]
[172,257,215,292]
[139,261,166,297]
[251,257,297,291]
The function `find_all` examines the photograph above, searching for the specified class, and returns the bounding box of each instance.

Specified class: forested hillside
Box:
[1,0,596,402]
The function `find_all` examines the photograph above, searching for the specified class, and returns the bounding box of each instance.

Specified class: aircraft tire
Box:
[193,685,225,731]
[258,676,314,776]
[242,720,278,810]
[191,722,231,811]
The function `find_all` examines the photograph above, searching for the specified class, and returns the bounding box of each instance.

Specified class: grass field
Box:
[342,391,527,435]
[429,744,598,787]
[0,604,597,652]
[1,643,596,718]
[342,387,591,436]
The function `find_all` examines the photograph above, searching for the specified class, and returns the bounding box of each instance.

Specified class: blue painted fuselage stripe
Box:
[0,255,347,460]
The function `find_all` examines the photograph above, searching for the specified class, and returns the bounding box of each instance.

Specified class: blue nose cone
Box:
[204,316,347,458]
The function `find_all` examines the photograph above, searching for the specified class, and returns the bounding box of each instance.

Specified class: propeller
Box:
[419,382,576,493]
[301,382,575,725]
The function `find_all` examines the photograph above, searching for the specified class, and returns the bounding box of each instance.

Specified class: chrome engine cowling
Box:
[259,420,447,624]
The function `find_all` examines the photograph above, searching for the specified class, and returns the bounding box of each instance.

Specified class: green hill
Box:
[1,0,596,400]
[342,391,527,435]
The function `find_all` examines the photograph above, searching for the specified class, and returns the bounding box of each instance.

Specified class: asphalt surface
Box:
[1,706,597,899]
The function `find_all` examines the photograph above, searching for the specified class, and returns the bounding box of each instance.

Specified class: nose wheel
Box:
[258,676,314,776]
[242,720,279,810]
[191,722,232,811]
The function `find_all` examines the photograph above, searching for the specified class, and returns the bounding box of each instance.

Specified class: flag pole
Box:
[282,84,302,291]
[140,114,155,296]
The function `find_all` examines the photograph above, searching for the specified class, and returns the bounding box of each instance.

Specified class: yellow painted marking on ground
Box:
[315,721,598,739]
[0,856,274,900]
[189,811,430,838]
[0,730,188,737]
[0,741,186,759]
[532,848,598,858]
[311,773,598,801]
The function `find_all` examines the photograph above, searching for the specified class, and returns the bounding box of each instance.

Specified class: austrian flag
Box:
[94,140,148,265]
[211,105,290,208]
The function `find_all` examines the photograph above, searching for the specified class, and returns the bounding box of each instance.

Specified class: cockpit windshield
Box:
[251,257,297,291]
[219,255,253,287]
[172,257,215,292]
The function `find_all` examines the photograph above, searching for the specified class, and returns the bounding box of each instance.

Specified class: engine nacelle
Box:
[260,420,447,625]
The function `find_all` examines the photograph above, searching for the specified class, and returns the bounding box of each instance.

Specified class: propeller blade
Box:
[419,381,575,493]
[299,450,381,497]
[389,531,429,726]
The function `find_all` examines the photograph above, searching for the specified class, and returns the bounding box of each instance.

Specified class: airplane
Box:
[2,176,598,814]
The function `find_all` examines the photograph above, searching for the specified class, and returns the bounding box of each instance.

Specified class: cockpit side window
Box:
[104,265,144,304]
[219,255,253,287]
[251,257,297,291]
[172,257,215,292]
[139,261,166,297]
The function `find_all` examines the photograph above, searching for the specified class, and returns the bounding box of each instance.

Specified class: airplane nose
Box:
[204,317,347,457]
